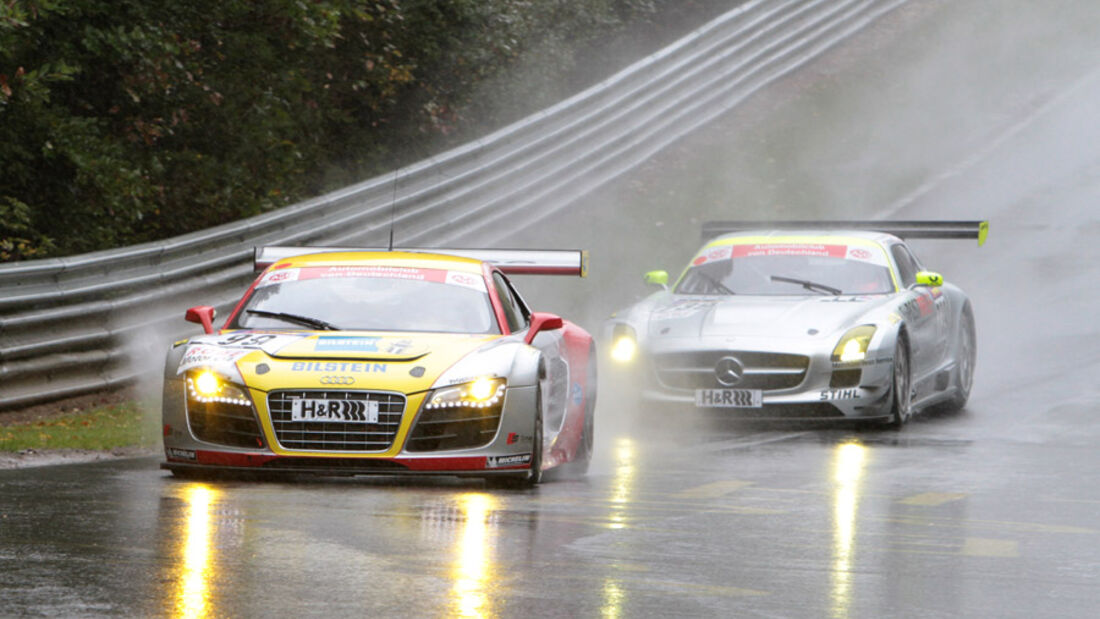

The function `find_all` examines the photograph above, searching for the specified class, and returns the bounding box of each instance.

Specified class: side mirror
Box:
[915,271,944,287]
[185,306,217,335]
[525,312,564,345]
[643,270,669,289]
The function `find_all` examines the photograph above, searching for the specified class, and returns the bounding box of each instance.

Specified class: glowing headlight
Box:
[610,324,638,363]
[425,377,506,410]
[832,325,877,363]
[186,370,251,406]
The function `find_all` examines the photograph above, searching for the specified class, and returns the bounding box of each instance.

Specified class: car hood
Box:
[175,331,501,393]
[647,295,891,340]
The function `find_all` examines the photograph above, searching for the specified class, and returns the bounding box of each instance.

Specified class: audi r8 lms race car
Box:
[605,221,987,428]
[161,247,596,486]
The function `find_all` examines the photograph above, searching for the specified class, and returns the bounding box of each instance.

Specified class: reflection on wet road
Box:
[451,493,496,618]
[830,442,866,619]
[177,485,214,619]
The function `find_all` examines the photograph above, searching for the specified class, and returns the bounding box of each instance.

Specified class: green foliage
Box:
[0,0,709,260]
[0,400,159,451]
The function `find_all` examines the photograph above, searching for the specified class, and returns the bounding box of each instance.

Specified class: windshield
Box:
[230,265,498,333]
[675,243,895,296]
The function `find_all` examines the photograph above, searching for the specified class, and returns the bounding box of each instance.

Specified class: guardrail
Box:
[0,0,907,410]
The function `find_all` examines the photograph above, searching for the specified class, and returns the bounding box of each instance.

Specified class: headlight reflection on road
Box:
[600,436,638,619]
[452,492,498,618]
[831,441,868,619]
[177,484,216,619]
[609,436,637,530]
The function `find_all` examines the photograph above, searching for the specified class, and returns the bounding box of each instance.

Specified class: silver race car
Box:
[605,221,987,428]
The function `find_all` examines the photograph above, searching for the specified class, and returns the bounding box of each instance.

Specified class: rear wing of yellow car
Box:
[701,220,989,246]
[254,247,588,277]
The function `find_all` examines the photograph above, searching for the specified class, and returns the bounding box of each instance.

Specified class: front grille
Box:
[268,390,405,452]
[653,351,809,391]
[406,402,504,452]
[187,401,264,448]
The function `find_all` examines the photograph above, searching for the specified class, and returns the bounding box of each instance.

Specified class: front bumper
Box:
[162,381,541,476]
[611,337,896,421]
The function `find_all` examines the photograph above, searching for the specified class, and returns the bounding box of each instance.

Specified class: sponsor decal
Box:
[446,271,487,291]
[832,357,891,368]
[571,382,584,407]
[167,447,197,461]
[505,433,532,445]
[177,345,250,375]
[256,265,488,290]
[312,336,416,354]
[820,388,863,401]
[289,398,379,423]
[257,268,301,288]
[486,453,532,468]
[733,243,848,259]
[695,389,763,408]
[692,245,733,266]
[315,336,380,352]
[291,361,389,373]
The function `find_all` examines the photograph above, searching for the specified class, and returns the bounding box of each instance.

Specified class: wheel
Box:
[941,306,976,412]
[886,334,913,430]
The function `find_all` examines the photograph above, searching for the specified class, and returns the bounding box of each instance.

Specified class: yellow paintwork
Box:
[233,331,500,458]
[685,234,901,291]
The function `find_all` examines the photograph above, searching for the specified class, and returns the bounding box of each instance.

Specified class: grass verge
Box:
[0,401,160,453]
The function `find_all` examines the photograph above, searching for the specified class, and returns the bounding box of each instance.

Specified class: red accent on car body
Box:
[525,312,564,345]
[181,450,531,472]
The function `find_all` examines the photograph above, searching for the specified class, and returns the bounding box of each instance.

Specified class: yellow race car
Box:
[161,247,595,486]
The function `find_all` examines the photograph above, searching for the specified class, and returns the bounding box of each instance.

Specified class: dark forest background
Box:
[1,0,727,261]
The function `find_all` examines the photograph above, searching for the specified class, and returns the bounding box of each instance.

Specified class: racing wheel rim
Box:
[891,337,912,428]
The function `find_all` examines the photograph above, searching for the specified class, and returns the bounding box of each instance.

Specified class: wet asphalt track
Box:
[3,1,1100,616]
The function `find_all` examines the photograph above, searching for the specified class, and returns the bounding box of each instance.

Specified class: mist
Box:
[494,0,1100,457]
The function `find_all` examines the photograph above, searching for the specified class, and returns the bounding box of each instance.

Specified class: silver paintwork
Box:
[606,230,975,421]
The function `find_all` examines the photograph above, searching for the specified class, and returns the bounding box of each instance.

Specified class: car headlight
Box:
[610,324,638,363]
[424,377,506,409]
[832,326,877,363]
[186,369,251,406]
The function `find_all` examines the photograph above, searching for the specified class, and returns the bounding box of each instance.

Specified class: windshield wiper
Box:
[770,275,842,296]
[698,272,736,295]
[246,309,340,330]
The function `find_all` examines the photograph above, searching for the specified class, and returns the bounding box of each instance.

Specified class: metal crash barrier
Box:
[0,0,908,410]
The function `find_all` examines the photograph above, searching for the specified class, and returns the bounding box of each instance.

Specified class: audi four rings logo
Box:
[320,375,355,385]
[715,356,744,386]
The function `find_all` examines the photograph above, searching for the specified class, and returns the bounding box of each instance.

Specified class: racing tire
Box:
[886,334,913,431]
[941,306,976,412]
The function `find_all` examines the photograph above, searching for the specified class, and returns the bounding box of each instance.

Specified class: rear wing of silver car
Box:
[254,246,588,276]
[701,220,989,246]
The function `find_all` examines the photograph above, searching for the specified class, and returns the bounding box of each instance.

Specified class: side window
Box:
[891,244,920,288]
[504,277,532,323]
[492,272,527,333]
